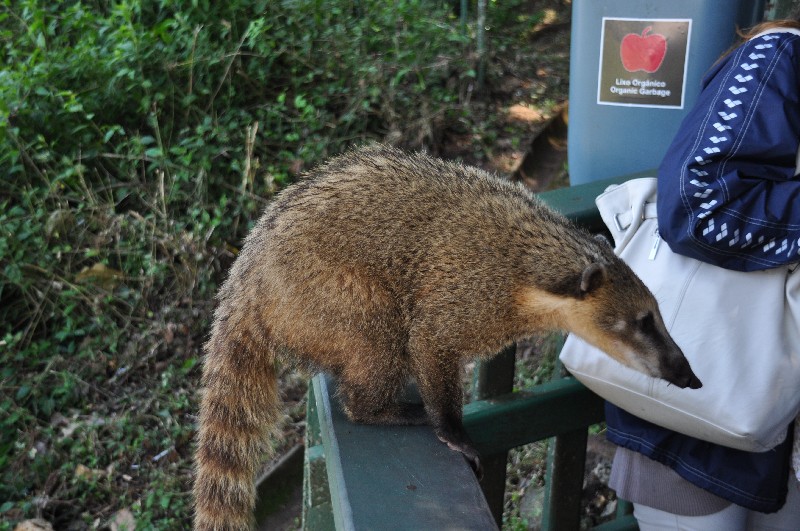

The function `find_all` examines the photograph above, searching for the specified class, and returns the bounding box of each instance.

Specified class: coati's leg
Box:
[339,380,428,426]
[407,341,483,478]
[337,344,428,426]
[287,269,427,425]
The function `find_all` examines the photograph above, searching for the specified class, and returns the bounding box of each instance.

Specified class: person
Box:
[607,15,800,531]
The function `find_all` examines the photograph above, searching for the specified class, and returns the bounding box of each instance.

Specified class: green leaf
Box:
[180,357,198,373]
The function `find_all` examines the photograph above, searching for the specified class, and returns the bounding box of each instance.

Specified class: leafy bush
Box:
[1,0,475,527]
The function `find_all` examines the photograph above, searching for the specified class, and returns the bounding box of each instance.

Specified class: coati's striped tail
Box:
[193,318,281,530]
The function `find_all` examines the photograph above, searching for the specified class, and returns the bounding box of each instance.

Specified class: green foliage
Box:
[0,0,476,527]
[0,0,574,526]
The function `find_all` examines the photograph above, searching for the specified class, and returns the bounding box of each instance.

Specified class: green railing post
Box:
[472,344,516,526]
[542,428,589,531]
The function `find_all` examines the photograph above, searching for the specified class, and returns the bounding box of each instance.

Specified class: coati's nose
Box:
[662,359,702,389]
[660,349,702,389]
[683,372,703,390]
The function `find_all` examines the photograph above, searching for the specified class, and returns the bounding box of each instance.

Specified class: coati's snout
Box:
[561,262,703,389]
[647,316,702,389]
[659,344,703,389]
[612,306,703,389]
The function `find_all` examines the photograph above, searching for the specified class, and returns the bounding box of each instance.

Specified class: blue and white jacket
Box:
[608,28,800,513]
[658,28,800,272]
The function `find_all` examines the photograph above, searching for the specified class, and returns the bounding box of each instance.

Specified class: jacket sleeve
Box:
[657,31,800,271]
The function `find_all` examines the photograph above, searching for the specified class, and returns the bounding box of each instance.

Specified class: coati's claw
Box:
[466,452,483,480]
[456,444,483,480]
[440,436,483,480]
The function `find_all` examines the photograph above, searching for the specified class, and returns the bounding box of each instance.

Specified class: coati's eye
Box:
[636,311,656,333]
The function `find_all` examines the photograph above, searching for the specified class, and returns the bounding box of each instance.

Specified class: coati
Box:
[193,145,701,530]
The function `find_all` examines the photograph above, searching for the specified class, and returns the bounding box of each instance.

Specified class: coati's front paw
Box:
[438,435,484,480]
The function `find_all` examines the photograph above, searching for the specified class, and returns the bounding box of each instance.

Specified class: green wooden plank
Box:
[306,379,323,448]
[312,374,498,531]
[303,502,336,531]
[312,376,354,531]
[302,445,335,531]
[617,499,634,519]
[536,172,655,232]
[593,514,639,531]
[463,377,605,456]
[303,380,335,530]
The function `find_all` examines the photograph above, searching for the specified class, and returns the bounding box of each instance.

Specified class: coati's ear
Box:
[579,263,607,297]
[548,262,609,299]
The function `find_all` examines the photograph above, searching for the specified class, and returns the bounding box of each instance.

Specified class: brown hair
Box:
[715,19,800,64]
[737,19,800,40]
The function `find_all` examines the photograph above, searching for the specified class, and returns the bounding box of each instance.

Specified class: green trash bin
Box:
[567,0,766,185]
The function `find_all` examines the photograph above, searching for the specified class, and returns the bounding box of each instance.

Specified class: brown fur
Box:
[193,145,698,530]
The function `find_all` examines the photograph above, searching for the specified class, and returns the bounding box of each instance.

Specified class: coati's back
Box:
[236,145,607,321]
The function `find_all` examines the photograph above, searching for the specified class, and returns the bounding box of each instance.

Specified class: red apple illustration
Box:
[620,26,668,73]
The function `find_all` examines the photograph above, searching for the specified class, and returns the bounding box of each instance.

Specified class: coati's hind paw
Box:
[439,436,484,480]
